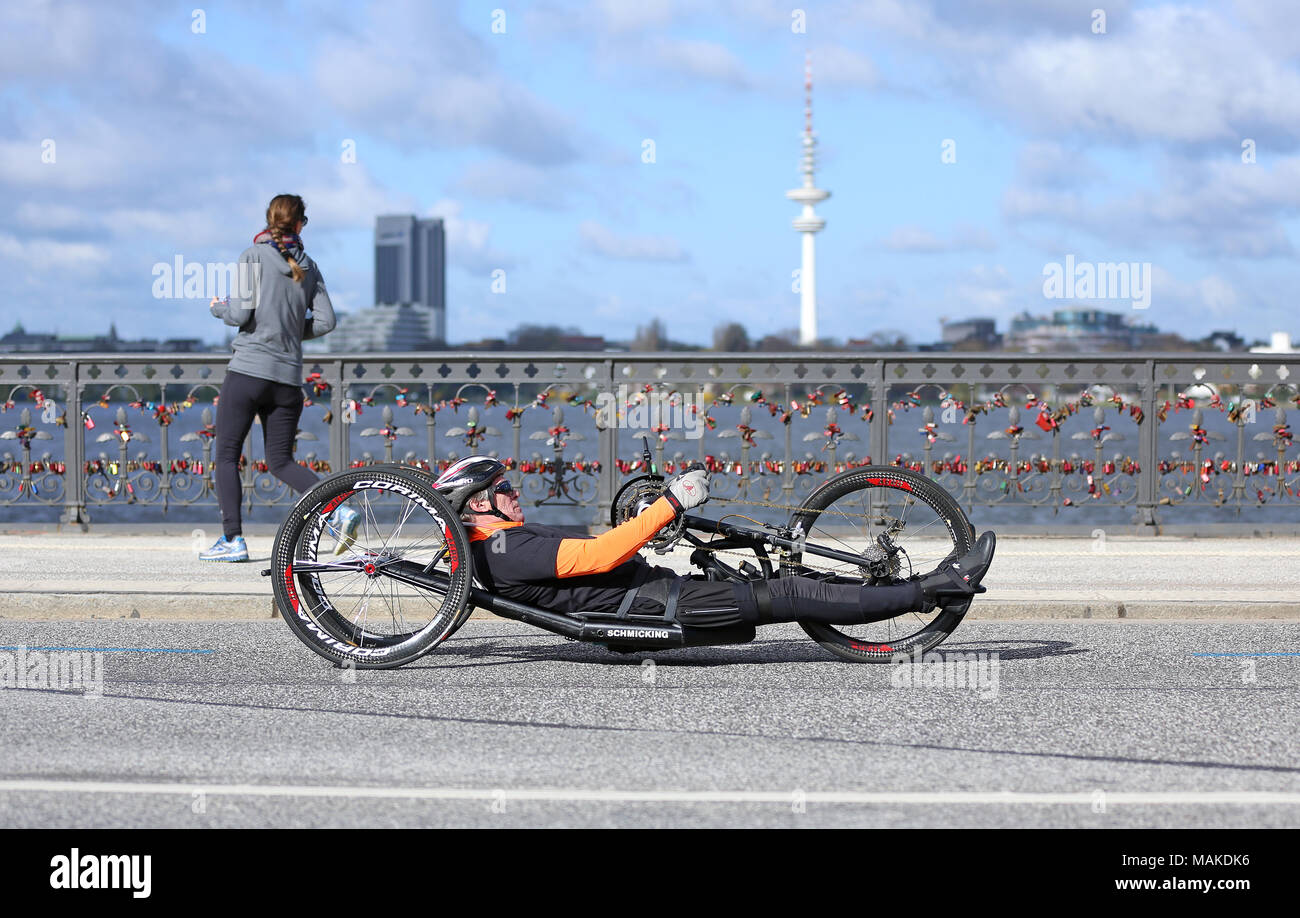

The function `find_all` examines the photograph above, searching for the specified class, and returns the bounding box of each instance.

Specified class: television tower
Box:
[786,53,830,346]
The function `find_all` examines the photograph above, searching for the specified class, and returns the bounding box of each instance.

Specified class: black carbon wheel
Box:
[786,466,976,663]
[271,467,472,669]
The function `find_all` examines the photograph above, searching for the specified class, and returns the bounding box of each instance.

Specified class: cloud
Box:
[299,163,417,233]
[579,220,689,261]
[428,200,515,273]
[0,1,532,340]
[646,38,754,89]
[0,234,110,273]
[1195,274,1240,316]
[978,8,1300,149]
[12,202,87,232]
[810,44,882,90]
[1231,0,1300,59]
[450,159,572,210]
[1004,153,1300,259]
[948,264,1018,314]
[925,0,1134,35]
[977,14,1296,146]
[717,0,802,28]
[880,224,997,253]
[527,3,759,92]
[833,2,1300,150]
[593,0,678,32]
[0,117,154,192]
[1014,141,1103,188]
[312,0,578,164]
[1146,266,1242,319]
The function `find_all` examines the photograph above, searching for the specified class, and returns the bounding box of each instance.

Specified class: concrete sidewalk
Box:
[2,528,1297,621]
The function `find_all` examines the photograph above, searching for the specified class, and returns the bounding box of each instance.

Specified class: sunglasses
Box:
[492,479,517,497]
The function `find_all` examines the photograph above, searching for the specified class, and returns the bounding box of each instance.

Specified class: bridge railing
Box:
[1,351,1296,528]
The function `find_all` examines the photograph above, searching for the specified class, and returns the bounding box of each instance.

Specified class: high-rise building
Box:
[374,215,446,342]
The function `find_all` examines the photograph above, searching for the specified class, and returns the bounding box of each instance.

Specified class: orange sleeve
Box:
[554,497,677,578]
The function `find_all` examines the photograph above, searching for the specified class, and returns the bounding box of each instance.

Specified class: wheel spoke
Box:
[791,472,970,656]
[294,559,368,574]
[280,474,471,654]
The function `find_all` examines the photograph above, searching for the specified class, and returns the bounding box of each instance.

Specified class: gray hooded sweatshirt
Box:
[210,233,336,386]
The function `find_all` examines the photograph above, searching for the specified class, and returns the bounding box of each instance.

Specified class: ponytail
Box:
[268,228,305,283]
[263,194,307,284]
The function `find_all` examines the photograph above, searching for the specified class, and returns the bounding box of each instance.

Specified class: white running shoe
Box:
[328,505,361,556]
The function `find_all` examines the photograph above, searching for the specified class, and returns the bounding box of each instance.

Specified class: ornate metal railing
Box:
[1,352,1296,527]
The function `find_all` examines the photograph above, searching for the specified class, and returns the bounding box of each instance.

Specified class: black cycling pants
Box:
[215,370,318,538]
[671,576,924,627]
[736,576,922,625]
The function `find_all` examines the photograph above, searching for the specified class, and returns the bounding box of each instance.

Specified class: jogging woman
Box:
[201,194,357,561]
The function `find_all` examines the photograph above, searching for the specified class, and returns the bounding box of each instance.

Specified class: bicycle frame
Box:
[679,513,890,571]
[367,511,829,652]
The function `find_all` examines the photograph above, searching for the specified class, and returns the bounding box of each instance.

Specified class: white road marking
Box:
[1,780,1298,806]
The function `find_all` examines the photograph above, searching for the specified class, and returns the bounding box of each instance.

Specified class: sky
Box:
[2,0,1298,348]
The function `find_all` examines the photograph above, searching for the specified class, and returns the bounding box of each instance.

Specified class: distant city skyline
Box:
[3,1,1298,350]
[5,307,1285,356]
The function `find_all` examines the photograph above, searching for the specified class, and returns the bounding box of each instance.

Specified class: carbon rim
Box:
[284,474,467,654]
[788,469,972,659]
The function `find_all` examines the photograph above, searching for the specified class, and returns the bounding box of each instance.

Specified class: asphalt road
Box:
[1,619,1297,828]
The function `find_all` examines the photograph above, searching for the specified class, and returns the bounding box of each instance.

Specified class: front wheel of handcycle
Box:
[786,466,976,663]
[271,466,473,669]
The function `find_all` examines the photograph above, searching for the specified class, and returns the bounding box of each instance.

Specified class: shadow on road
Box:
[402,635,1088,669]
[934,638,1089,662]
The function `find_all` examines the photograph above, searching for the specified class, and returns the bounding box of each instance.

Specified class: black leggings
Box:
[669,576,924,627]
[734,576,922,626]
[215,370,318,538]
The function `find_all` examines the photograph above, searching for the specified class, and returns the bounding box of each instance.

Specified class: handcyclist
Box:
[434,456,996,631]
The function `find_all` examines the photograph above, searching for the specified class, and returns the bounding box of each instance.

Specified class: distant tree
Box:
[845,331,909,352]
[873,329,911,352]
[755,332,797,352]
[712,322,750,352]
[1137,333,1197,352]
[507,324,584,350]
[632,318,666,352]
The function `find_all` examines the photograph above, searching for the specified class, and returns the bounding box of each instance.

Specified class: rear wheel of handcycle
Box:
[785,466,975,663]
[271,467,472,669]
